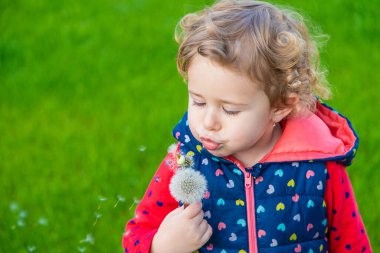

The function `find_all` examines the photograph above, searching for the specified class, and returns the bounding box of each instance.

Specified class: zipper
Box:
[227,157,258,253]
[244,171,257,253]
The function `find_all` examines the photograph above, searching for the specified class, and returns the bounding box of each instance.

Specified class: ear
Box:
[271,93,299,123]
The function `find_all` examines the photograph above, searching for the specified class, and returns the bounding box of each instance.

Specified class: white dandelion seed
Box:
[169,168,208,206]
[129,197,140,210]
[37,217,48,226]
[80,234,94,244]
[9,202,19,212]
[114,195,126,208]
[27,245,36,252]
[78,246,86,252]
[167,143,177,153]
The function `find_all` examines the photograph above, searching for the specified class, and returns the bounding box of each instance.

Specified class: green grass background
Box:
[1,0,379,252]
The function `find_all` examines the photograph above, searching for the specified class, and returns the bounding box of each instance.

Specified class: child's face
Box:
[187,55,277,163]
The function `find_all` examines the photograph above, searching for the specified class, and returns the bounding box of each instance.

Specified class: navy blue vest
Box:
[172,112,348,253]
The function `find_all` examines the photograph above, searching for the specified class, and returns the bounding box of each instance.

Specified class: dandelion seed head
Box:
[169,168,207,204]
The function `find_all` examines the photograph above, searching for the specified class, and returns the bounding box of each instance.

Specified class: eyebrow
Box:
[188,89,249,106]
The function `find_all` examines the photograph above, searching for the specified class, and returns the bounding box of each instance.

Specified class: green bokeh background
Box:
[1,0,379,252]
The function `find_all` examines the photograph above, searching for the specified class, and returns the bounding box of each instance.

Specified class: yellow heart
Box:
[289,233,297,241]
[287,179,295,187]
[236,199,245,206]
[187,151,195,156]
[196,145,202,153]
[239,250,247,253]
[276,202,285,211]
[320,244,324,252]
[194,251,200,253]
[323,200,326,207]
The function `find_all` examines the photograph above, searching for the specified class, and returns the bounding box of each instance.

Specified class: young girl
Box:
[123,0,372,252]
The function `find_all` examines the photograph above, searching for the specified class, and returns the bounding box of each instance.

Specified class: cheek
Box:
[230,116,269,140]
[187,109,200,138]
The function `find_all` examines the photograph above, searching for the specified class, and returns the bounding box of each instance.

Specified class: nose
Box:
[203,107,221,131]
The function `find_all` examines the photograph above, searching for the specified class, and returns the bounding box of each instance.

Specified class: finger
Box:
[200,224,213,244]
[182,202,202,219]
[191,210,205,225]
[198,219,209,234]
[164,206,184,221]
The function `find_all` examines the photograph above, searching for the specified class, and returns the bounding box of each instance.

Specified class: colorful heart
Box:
[256,205,265,213]
[217,198,225,206]
[236,199,245,206]
[306,170,315,179]
[287,179,295,187]
[276,202,285,211]
[307,200,315,208]
[289,233,297,241]
[218,222,226,230]
[255,176,264,184]
[215,169,224,176]
[274,169,284,177]
[258,230,266,238]
[237,219,246,227]
[206,243,214,250]
[233,169,242,175]
[277,223,286,231]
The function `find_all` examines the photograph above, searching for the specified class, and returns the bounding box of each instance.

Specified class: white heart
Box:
[226,180,234,188]
[184,135,190,143]
[317,180,323,190]
[267,184,275,194]
[229,233,237,241]
[292,162,299,167]
[270,239,278,247]
[202,158,209,165]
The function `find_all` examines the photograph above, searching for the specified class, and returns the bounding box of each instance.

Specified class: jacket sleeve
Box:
[122,150,179,253]
[325,161,372,252]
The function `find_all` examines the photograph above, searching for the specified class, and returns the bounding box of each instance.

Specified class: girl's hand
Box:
[150,202,212,253]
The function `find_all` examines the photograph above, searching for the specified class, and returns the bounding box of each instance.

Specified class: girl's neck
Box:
[233,124,282,168]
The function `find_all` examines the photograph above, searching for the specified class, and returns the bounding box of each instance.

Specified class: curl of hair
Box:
[175,0,331,114]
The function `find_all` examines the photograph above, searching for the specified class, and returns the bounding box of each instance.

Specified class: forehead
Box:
[187,55,263,101]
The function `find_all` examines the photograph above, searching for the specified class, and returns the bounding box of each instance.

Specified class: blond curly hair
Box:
[175,0,331,113]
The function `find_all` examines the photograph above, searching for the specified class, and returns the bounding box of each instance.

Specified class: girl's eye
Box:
[223,108,240,116]
[193,101,206,107]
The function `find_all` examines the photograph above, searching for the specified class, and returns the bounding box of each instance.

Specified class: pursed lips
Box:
[200,136,222,151]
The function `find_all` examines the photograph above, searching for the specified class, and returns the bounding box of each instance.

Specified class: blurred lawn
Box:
[1,0,379,252]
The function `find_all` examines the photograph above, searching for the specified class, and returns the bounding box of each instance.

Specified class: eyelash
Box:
[192,101,240,116]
